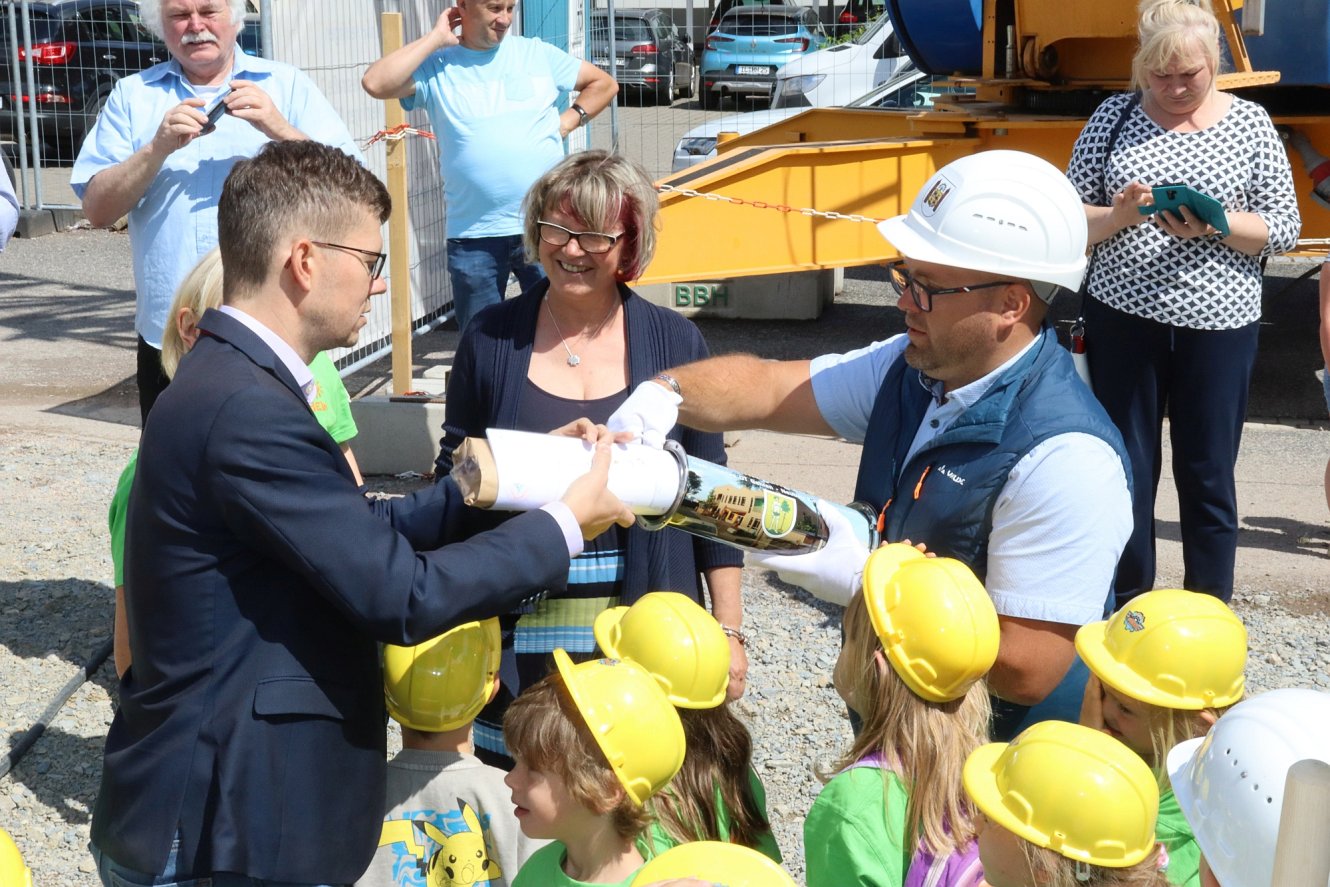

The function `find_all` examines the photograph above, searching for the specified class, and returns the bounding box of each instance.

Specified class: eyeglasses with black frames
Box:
[313,241,387,281]
[885,259,1018,312]
[536,221,620,255]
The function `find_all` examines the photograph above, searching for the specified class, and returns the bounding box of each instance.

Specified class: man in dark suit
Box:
[90,139,633,887]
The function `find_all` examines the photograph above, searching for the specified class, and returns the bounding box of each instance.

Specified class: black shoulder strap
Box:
[1100,92,1142,198]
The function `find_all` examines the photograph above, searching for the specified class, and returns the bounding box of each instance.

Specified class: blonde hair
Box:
[522,150,659,281]
[1022,840,1170,887]
[160,247,225,380]
[503,672,652,840]
[646,704,774,850]
[1130,0,1222,92]
[829,590,992,856]
[1135,698,1237,792]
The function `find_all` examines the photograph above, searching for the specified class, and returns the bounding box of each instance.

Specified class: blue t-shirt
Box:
[401,36,580,238]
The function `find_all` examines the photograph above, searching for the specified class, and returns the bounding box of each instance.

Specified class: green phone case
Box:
[1138,183,1230,236]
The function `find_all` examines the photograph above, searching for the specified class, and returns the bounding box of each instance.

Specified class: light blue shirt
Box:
[809,336,1131,625]
[401,35,580,239]
[0,167,17,250]
[71,54,360,348]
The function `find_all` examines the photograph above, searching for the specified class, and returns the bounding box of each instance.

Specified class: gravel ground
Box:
[1,423,1326,885]
[1,230,1328,884]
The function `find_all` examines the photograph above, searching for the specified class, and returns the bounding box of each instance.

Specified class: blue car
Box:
[699,5,827,110]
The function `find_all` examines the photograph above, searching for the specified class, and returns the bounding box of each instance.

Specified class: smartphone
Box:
[1138,183,1230,236]
[200,89,231,135]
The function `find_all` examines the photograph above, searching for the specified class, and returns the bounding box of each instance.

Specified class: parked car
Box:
[1,0,166,159]
[1,0,260,160]
[590,8,695,105]
[770,12,908,109]
[672,65,974,171]
[707,0,790,33]
[834,0,882,33]
[699,5,827,110]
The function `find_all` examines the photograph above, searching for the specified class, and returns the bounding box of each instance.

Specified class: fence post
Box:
[378,12,413,396]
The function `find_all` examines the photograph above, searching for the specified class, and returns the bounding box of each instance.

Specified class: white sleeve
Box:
[809,335,908,443]
[984,433,1131,625]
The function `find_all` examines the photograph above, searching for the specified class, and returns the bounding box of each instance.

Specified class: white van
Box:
[769,13,909,109]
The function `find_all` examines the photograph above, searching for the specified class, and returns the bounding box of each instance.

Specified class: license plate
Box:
[594,57,610,66]
[736,65,770,75]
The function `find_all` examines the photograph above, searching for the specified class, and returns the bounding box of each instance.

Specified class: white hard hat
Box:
[877,150,1089,299]
[1166,687,1330,887]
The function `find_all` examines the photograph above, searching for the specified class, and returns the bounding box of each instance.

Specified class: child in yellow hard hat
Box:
[356,619,542,887]
[504,652,685,887]
[593,591,779,861]
[963,720,1169,887]
[804,545,998,887]
[1075,589,1247,887]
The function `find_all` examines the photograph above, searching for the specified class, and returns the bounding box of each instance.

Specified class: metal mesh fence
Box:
[1,0,876,366]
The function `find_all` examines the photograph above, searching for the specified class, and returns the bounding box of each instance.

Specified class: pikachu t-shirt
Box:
[356,749,546,887]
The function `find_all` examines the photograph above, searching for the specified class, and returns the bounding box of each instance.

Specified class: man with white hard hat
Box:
[609,150,1133,738]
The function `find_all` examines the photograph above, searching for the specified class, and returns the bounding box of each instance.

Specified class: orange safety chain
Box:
[362,123,438,149]
[657,182,886,225]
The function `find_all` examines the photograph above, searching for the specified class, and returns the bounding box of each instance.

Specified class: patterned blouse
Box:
[1067,92,1300,330]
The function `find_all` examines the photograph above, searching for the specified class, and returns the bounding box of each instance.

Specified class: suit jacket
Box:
[92,309,570,884]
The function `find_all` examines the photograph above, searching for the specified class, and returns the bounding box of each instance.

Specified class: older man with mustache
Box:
[72,0,359,424]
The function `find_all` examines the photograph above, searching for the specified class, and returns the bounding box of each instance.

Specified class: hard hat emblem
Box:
[921,175,953,216]
[1123,610,1145,632]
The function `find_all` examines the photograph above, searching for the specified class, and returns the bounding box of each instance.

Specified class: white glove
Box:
[607,380,681,449]
[746,504,869,606]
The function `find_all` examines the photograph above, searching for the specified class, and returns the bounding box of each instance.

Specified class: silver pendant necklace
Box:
[545,294,617,367]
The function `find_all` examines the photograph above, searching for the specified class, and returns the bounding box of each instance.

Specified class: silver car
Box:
[590,9,696,106]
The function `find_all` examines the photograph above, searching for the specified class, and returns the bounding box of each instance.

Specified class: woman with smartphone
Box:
[1065,0,1299,608]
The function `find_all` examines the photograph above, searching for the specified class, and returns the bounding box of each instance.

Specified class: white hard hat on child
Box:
[877,150,1089,300]
[1166,687,1330,887]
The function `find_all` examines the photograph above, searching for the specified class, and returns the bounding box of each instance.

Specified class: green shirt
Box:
[108,450,139,587]
[512,842,639,887]
[804,765,911,887]
[1157,786,1201,887]
[307,350,358,444]
[639,768,782,863]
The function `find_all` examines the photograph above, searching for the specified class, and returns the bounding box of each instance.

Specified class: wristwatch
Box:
[571,102,590,128]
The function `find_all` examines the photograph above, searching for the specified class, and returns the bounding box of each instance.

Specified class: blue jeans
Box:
[92,839,344,887]
[446,234,545,332]
[1321,365,1330,415]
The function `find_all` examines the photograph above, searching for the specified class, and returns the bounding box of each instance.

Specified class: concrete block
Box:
[635,268,839,320]
[350,385,447,477]
[12,208,83,239]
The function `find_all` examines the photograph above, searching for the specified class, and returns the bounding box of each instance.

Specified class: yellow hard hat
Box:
[1075,589,1246,710]
[382,619,501,732]
[963,721,1159,868]
[0,829,32,887]
[553,649,685,806]
[593,592,730,709]
[629,841,797,886]
[862,548,999,703]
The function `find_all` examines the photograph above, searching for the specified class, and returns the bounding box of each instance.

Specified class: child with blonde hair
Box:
[1075,589,1246,887]
[963,721,1169,887]
[804,546,998,887]
[504,651,686,887]
[593,591,779,860]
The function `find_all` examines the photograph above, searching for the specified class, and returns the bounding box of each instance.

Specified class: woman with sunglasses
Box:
[433,150,746,770]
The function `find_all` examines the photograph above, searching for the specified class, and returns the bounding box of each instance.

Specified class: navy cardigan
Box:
[436,280,743,604]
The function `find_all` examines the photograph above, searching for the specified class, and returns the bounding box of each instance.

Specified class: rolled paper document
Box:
[451,428,878,555]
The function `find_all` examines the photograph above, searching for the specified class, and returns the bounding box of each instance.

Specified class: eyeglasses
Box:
[886,260,1017,312]
[313,241,387,281]
[536,221,621,254]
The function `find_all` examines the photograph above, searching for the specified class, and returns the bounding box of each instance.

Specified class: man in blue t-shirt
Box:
[364,1,617,331]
